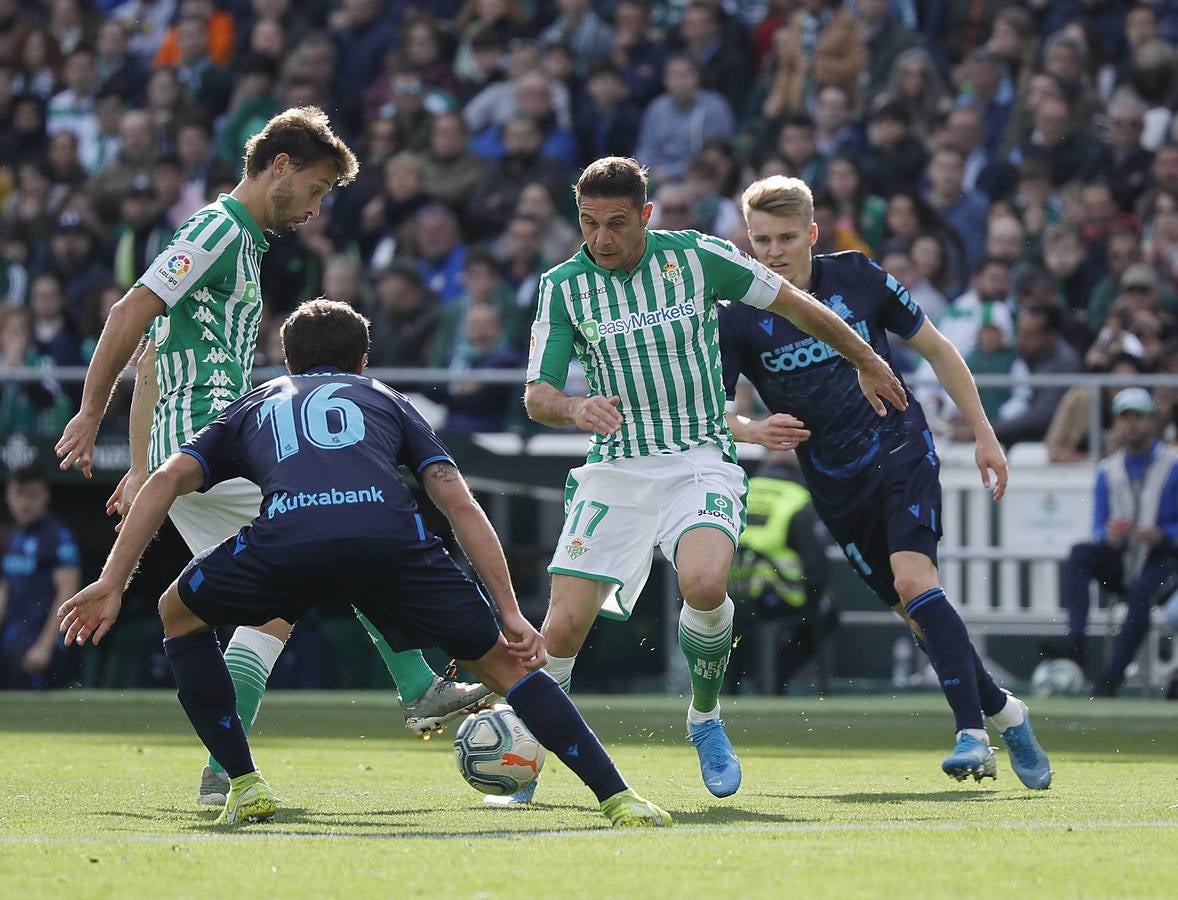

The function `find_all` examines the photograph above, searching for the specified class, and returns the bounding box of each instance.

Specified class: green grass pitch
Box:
[1,691,1175,898]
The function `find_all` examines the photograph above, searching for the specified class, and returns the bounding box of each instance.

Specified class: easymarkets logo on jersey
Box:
[578,301,698,343]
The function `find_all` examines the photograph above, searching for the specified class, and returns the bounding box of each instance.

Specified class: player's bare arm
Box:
[767,280,907,416]
[59,452,204,646]
[55,286,166,478]
[421,461,546,667]
[107,338,159,527]
[908,320,1008,501]
[725,411,811,450]
[524,381,622,436]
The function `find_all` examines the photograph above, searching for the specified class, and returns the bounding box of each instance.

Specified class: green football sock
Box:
[678,599,735,715]
[209,627,285,776]
[353,608,436,704]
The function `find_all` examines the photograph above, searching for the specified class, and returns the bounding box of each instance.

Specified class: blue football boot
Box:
[997,696,1052,790]
[483,777,539,807]
[689,719,742,797]
[942,732,997,782]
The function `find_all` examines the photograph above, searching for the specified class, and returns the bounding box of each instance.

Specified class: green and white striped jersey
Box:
[135,194,269,471]
[527,229,783,463]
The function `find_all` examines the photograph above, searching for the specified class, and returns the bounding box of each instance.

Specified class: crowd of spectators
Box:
[0,0,1177,447]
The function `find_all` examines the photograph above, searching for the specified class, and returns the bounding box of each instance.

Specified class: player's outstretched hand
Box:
[752,413,810,450]
[975,431,1008,501]
[55,411,101,479]
[58,579,123,647]
[106,468,148,532]
[574,395,623,436]
[856,355,908,416]
[500,612,548,671]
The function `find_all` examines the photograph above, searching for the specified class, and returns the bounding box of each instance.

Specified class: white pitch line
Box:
[2,820,1177,846]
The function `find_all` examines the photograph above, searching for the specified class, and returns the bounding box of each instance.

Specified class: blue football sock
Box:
[905,588,984,732]
[912,632,934,664]
[506,670,627,802]
[163,631,255,778]
[913,633,1007,718]
[972,646,1008,717]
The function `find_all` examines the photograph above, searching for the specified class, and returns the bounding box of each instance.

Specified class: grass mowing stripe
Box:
[4,819,1178,846]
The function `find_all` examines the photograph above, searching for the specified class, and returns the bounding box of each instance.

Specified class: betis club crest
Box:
[565,538,589,560]
[661,261,683,285]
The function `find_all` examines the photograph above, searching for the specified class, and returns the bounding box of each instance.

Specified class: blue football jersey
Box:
[181,366,454,550]
[1,515,79,642]
[720,251,934,509]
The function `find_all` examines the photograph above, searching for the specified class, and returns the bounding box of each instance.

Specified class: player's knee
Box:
[679,566,728,610]
[158,585,199,637]
[157,588,175,622]
[892,572,936,605]
[255,618,294,642]
[540,588,598,656]
[541,610,587,657]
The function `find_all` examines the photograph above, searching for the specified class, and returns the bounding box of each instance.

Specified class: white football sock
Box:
[957,728,990,745]
[543,653,576,693]
[989,693,1026,730]
[687,703,722,725]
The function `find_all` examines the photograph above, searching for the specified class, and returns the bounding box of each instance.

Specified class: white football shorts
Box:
[168,476,263,555]
[547,444,747,621]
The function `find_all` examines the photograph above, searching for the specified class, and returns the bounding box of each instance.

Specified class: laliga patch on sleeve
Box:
[155,252,194,289]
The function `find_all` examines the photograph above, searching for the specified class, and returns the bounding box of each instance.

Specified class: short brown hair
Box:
[575,156,648,210]
[243,106,359,186]
[280,298,370,374]
[741,176,814,226]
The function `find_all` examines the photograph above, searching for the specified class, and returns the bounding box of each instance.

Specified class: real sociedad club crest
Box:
[828,294,854,320]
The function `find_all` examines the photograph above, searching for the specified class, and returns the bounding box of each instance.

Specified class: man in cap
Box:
[1061,387,1178,695]
[43,213,112,321]
[110,174,173,289]
[1119,261,1163,310]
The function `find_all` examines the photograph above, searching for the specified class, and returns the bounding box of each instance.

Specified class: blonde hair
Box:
[741,176,814,226]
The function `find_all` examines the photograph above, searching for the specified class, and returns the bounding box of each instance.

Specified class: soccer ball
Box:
[453,704,546,795]
[1030,658,1086,697]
